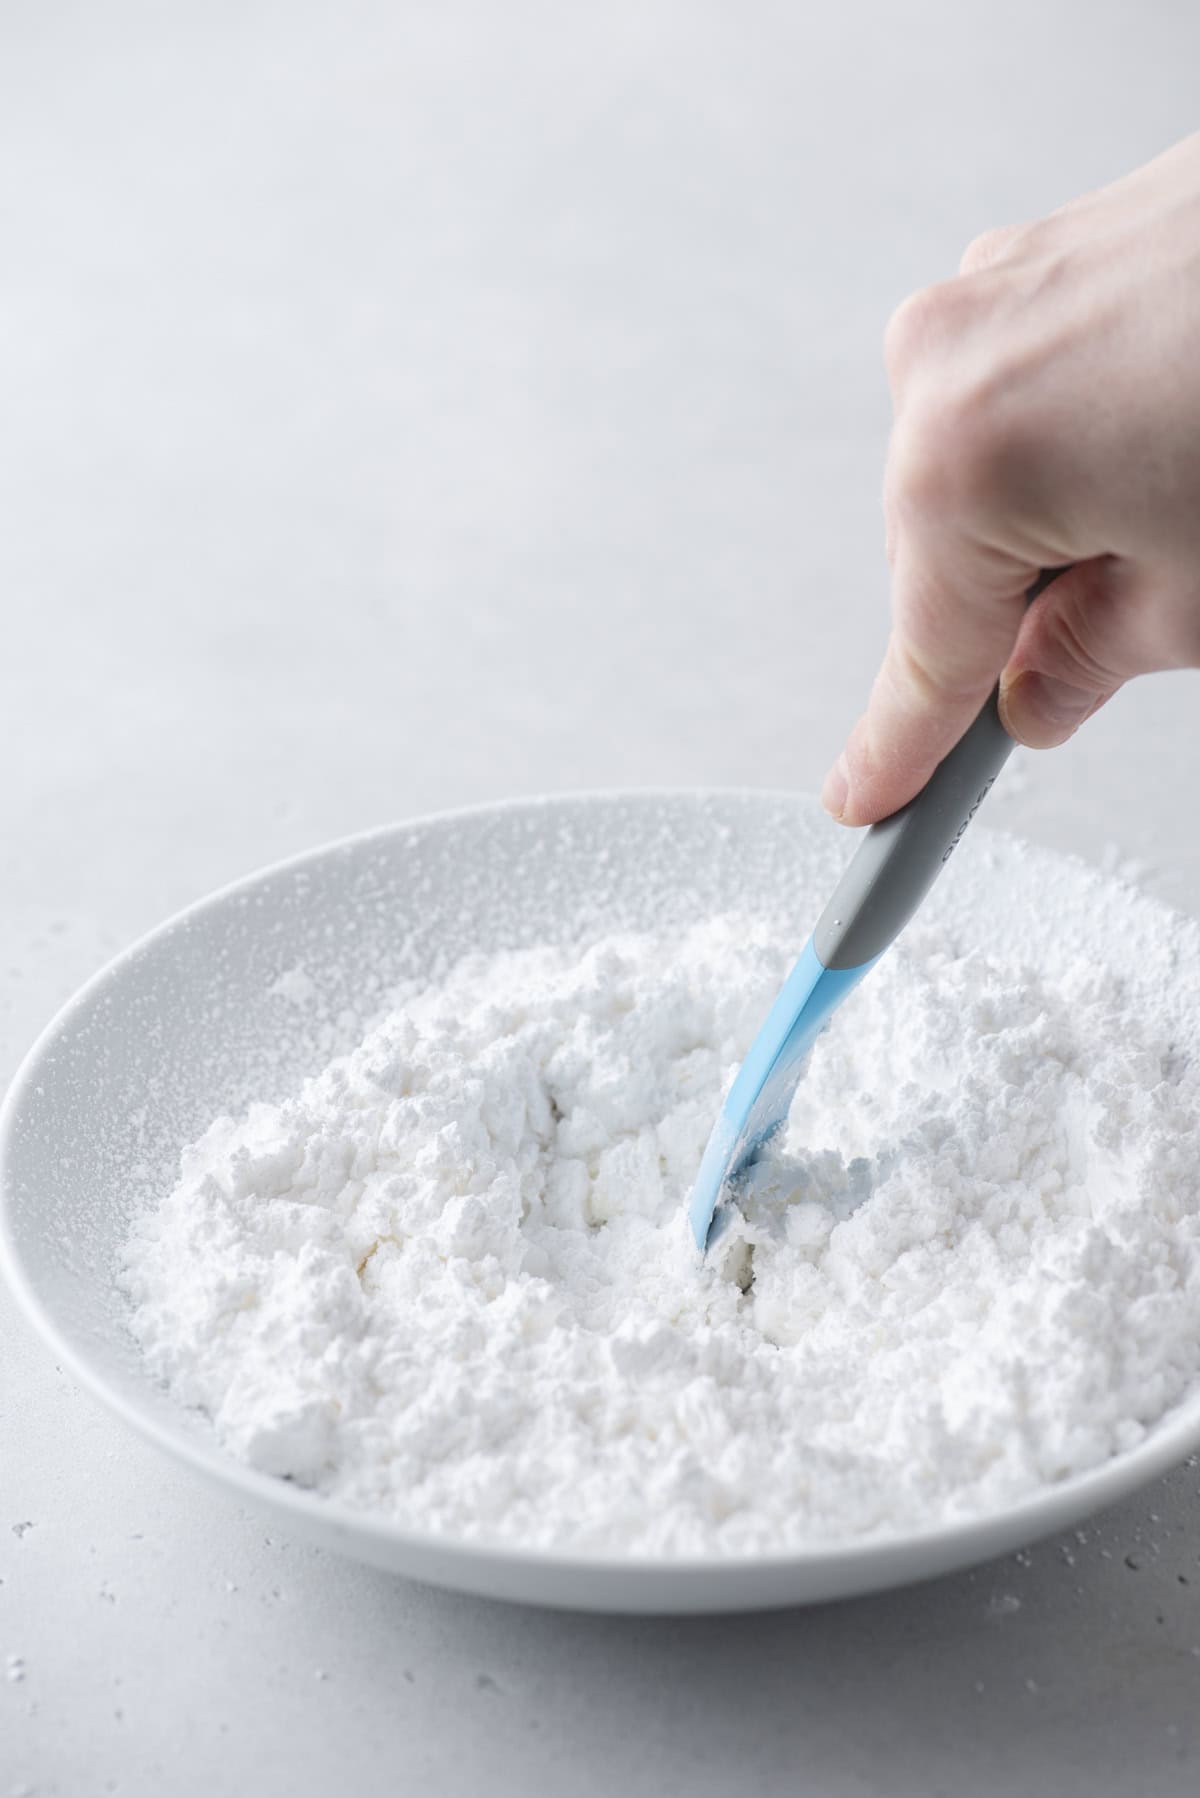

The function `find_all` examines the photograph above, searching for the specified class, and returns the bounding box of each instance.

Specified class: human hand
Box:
[823,132,1200,827]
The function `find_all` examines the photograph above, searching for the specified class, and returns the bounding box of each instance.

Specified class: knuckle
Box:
[958,225,1017,275]
[884,282,956,383]
[886,265,1048,523]
[887,411,948,516]
[888,599,994,711]
[891,374,1030,522]
[889,394,981,512]
[888,633,953,709]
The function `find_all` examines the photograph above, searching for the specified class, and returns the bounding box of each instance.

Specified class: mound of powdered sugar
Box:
[119,912,1200,1555]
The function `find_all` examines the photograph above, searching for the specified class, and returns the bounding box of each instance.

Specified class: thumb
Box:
[998,561,1130,748]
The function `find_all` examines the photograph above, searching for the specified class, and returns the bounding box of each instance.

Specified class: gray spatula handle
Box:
[813,572,1061,973]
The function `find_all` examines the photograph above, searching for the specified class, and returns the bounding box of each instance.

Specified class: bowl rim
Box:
[4,784,1200,1585]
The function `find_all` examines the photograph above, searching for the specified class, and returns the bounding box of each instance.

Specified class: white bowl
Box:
[3,790,1199,1614]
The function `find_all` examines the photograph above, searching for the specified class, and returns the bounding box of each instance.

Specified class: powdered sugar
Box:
[119,909,1200,1556]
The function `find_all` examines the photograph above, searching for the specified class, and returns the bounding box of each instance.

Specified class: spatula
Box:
[687,577,1058,1251]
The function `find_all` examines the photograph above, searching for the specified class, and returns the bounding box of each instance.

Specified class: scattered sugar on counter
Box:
[119,912,1200,1555]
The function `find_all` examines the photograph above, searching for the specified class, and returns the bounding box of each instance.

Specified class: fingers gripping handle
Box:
[814,570,1063,975]
[812,689,1013,971]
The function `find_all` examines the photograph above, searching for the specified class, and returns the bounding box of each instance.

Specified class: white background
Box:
[3,3,1200,1792]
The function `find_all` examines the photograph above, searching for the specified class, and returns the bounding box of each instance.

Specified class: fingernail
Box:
[1000,672,1097,748]
[821,755,850,820]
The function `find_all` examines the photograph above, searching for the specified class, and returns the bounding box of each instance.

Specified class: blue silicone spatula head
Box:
[687,653,1043,1250]
[687,937,876,1248]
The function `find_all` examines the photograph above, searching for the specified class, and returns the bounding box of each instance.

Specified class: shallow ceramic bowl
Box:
[3,791,1199,1614]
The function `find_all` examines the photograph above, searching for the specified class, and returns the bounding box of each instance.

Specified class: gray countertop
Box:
[3,4,1199,1792]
